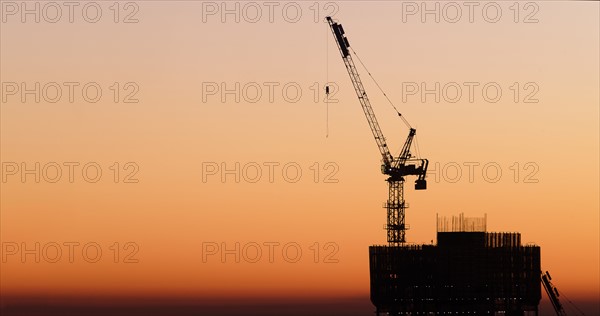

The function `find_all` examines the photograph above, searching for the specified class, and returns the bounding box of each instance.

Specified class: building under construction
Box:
[369,214,541,315]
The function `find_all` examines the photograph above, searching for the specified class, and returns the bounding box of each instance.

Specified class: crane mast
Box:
[327,16,428,245]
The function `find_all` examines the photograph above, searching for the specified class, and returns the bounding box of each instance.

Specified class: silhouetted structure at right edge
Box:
[369,214,542,315]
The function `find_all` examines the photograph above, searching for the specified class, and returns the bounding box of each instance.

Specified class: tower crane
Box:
[326,16,428,245]
[542,271,567,316]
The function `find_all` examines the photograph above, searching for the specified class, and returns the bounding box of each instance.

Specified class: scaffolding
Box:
[437,213,487,232]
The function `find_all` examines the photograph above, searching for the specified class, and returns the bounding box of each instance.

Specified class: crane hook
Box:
[325,85,330,138]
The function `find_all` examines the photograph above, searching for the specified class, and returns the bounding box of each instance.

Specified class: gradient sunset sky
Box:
[1,1,598,314]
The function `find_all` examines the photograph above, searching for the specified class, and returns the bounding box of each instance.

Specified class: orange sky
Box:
[1,0,598,308]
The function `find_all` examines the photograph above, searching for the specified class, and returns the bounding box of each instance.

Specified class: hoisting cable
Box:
[325,23,330,139]
[325,86,330,138]
[414,134,422,159]
[350,47,412,130]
